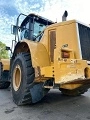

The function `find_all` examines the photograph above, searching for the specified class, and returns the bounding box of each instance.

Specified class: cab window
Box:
[33,21,46,41]
[20,21,29,40]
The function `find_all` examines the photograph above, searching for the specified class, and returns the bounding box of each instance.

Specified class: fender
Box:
[12,39,50,68]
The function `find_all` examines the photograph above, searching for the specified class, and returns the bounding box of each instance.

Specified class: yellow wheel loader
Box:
[0,59,10,89]
[1,11,90,105]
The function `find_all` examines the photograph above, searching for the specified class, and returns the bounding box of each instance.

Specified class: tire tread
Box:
[11,52,35,105]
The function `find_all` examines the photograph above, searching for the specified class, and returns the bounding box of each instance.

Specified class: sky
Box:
[0,0,90,47]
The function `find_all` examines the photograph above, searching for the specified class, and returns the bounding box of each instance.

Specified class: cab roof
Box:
[21,13,54,27]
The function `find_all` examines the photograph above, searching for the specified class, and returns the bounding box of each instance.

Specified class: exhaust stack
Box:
[62,10,68,21]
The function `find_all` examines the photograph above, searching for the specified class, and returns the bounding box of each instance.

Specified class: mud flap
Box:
[30,83,44,103]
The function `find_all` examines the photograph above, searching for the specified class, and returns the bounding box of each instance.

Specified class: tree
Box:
[0,41,9,59]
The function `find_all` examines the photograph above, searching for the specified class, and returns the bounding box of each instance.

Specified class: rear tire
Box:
[60,88,88,96]
[11,52,35,105]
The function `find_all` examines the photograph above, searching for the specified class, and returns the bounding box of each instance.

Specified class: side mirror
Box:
[11,25,19,35]
[6,46,11,51]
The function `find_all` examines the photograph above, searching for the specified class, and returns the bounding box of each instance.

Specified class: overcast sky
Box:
[0,0,90,47]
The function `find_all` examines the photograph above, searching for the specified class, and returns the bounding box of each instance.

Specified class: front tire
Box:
[11,52,35,105]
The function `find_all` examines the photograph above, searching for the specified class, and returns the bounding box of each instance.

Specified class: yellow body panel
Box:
[54,48,87,84]
[56,20,81,59]
[60,84,82,90]
[41,65,54,77]
[0,59,10,70]
[22,40,50,67]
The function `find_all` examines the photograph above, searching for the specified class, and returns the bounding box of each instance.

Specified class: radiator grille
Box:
[78,23,90,60]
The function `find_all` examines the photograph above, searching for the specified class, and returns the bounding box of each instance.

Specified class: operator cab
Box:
[20,14,54,41]
[12,13,54,42]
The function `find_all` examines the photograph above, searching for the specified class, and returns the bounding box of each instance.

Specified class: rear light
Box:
[61,47,74,59]
[61,51,70,58]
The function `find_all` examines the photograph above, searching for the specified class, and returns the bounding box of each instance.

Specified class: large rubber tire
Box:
[0,81,10,89]
[0,71,10,89]
[60,87,88,96]
[11,52,35,105]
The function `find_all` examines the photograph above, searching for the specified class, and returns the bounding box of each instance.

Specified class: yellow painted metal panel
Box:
[56,21,81,59]
[60,84,82,90]
[41,65,54,77]
[54,48,87,84]
[0,59,10,70]
[22,40,50,67]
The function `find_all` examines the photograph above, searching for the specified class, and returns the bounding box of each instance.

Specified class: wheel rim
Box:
[13,65,21,91]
